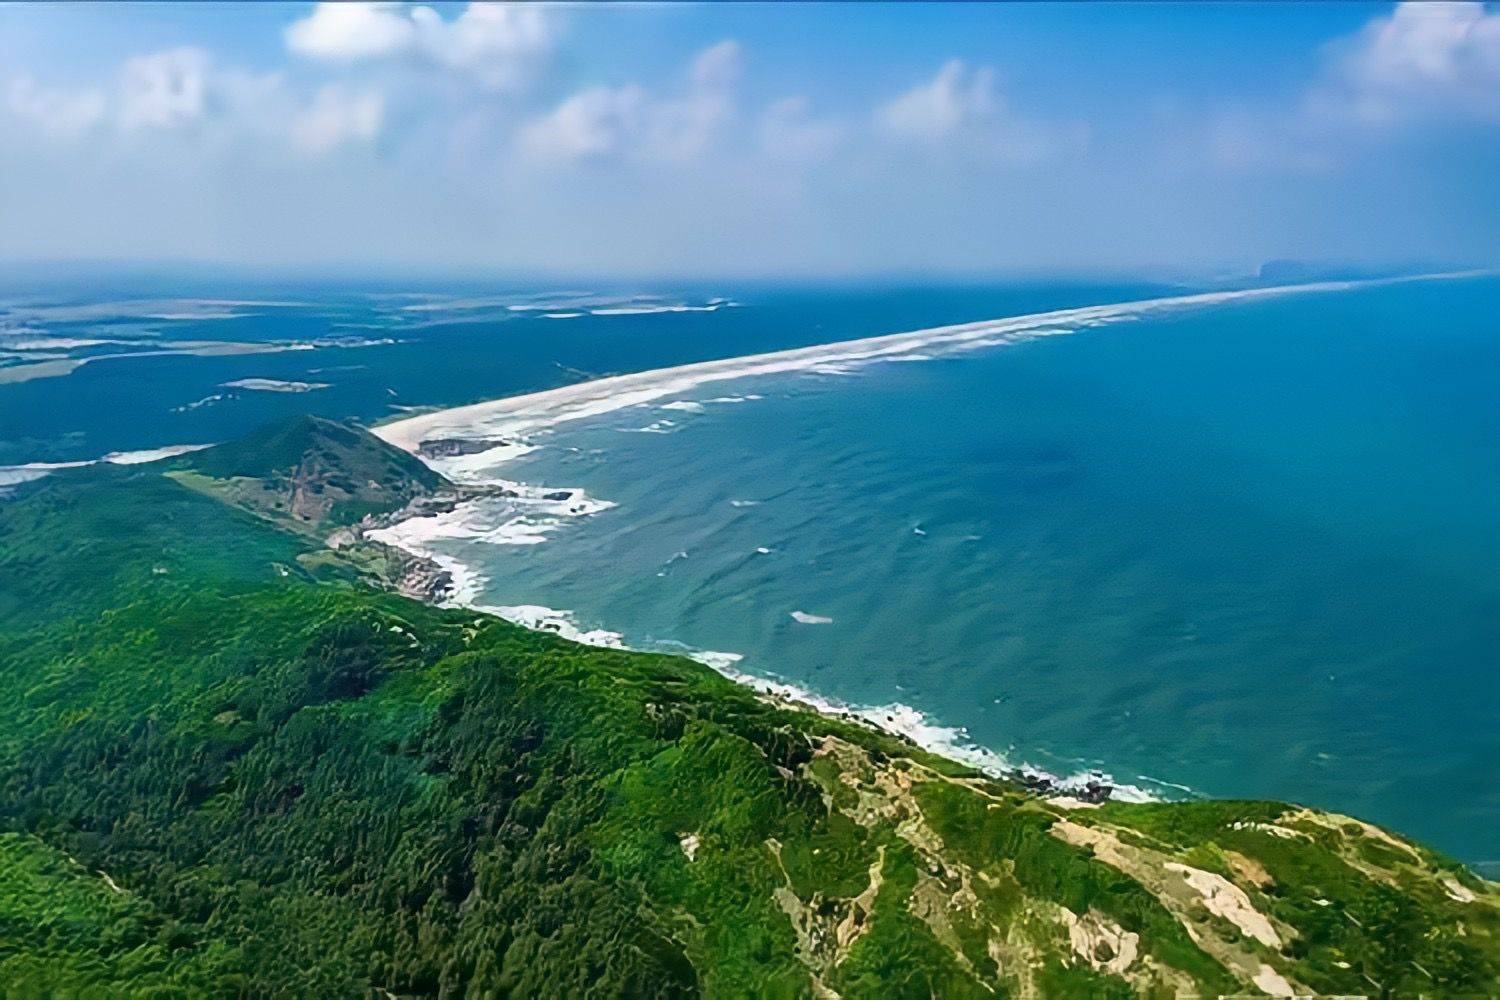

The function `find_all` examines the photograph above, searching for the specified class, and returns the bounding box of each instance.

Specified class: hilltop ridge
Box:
[172,414,447,530]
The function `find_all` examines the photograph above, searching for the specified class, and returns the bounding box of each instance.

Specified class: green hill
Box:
[171,414,447,530]
[0,420,1494,998]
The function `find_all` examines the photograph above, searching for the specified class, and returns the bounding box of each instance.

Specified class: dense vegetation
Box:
[169,414,446,530]
[0,420,1494,997]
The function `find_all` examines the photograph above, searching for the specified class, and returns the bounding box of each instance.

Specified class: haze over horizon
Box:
[2,2,1498,278]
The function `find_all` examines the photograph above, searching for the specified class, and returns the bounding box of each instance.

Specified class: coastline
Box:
[363,270,1486,806]
[372,269,1483,456]
[360,440,1159,802]
[366,492,1137,800]
[0,444,214,490]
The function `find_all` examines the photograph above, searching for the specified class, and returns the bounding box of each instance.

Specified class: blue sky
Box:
[2,2,1497,277]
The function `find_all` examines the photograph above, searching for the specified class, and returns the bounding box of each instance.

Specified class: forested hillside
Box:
[0,421,1494,998]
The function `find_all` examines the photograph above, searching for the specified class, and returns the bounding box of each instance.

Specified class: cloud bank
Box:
[1,2,1495,275]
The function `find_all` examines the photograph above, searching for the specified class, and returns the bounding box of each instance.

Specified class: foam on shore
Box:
[678,646,1156,802]
[371,492,1159,800]
[363,271,1484,806]
[365,481,615,590]
[476,603,627,648]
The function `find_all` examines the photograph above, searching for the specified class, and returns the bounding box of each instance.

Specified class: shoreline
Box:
[373,269,1484,456]
[365,494,1147,802]
[0,444,214,490]
[363,269,1487,807]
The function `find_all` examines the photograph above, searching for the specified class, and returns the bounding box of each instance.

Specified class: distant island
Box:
[0,414,1493,997]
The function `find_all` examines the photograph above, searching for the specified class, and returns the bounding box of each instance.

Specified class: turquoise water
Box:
[5,273,1496,867]
[422,276,1500,868]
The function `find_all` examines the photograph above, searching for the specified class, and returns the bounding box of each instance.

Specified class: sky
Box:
[1,2,1498,278]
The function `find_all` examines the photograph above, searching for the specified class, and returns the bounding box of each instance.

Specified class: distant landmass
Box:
[0,416,1493,996]
[1257,259,1316,283]
[1253,258,1469,285]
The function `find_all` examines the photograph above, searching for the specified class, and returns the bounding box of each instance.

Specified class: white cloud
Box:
[758,96,844,163]
[689,39,742,91]
[881,59,999,141]
[879,59,1076,163]
[4,46,380,155]
[421,3,552,89]
[3,2,1497,274]
[291,85,384,154]
[520,41,740,165]
[1208,3,1500,172]
[519,84,646,161]
[1313,2,1500,125]
[6,76,106,138]
[284,2,415,61]
[118,47,212,130]
[285,2,552,91]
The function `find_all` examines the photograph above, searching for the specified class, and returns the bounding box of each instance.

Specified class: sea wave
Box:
[476,603,627,649]
[369,493,1162,800]
[617,419,678,434]
[364,271,1485,806]
[173,393,228,413]
[667,640,1157,802]
[364,480,615,599]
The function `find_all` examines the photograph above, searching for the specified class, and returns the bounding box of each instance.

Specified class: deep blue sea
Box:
[4,272,1497,869]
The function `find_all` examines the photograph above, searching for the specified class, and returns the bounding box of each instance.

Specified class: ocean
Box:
[5,272,1497,868]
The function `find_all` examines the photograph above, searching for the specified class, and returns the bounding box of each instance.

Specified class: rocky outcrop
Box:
[416,437,514,459]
